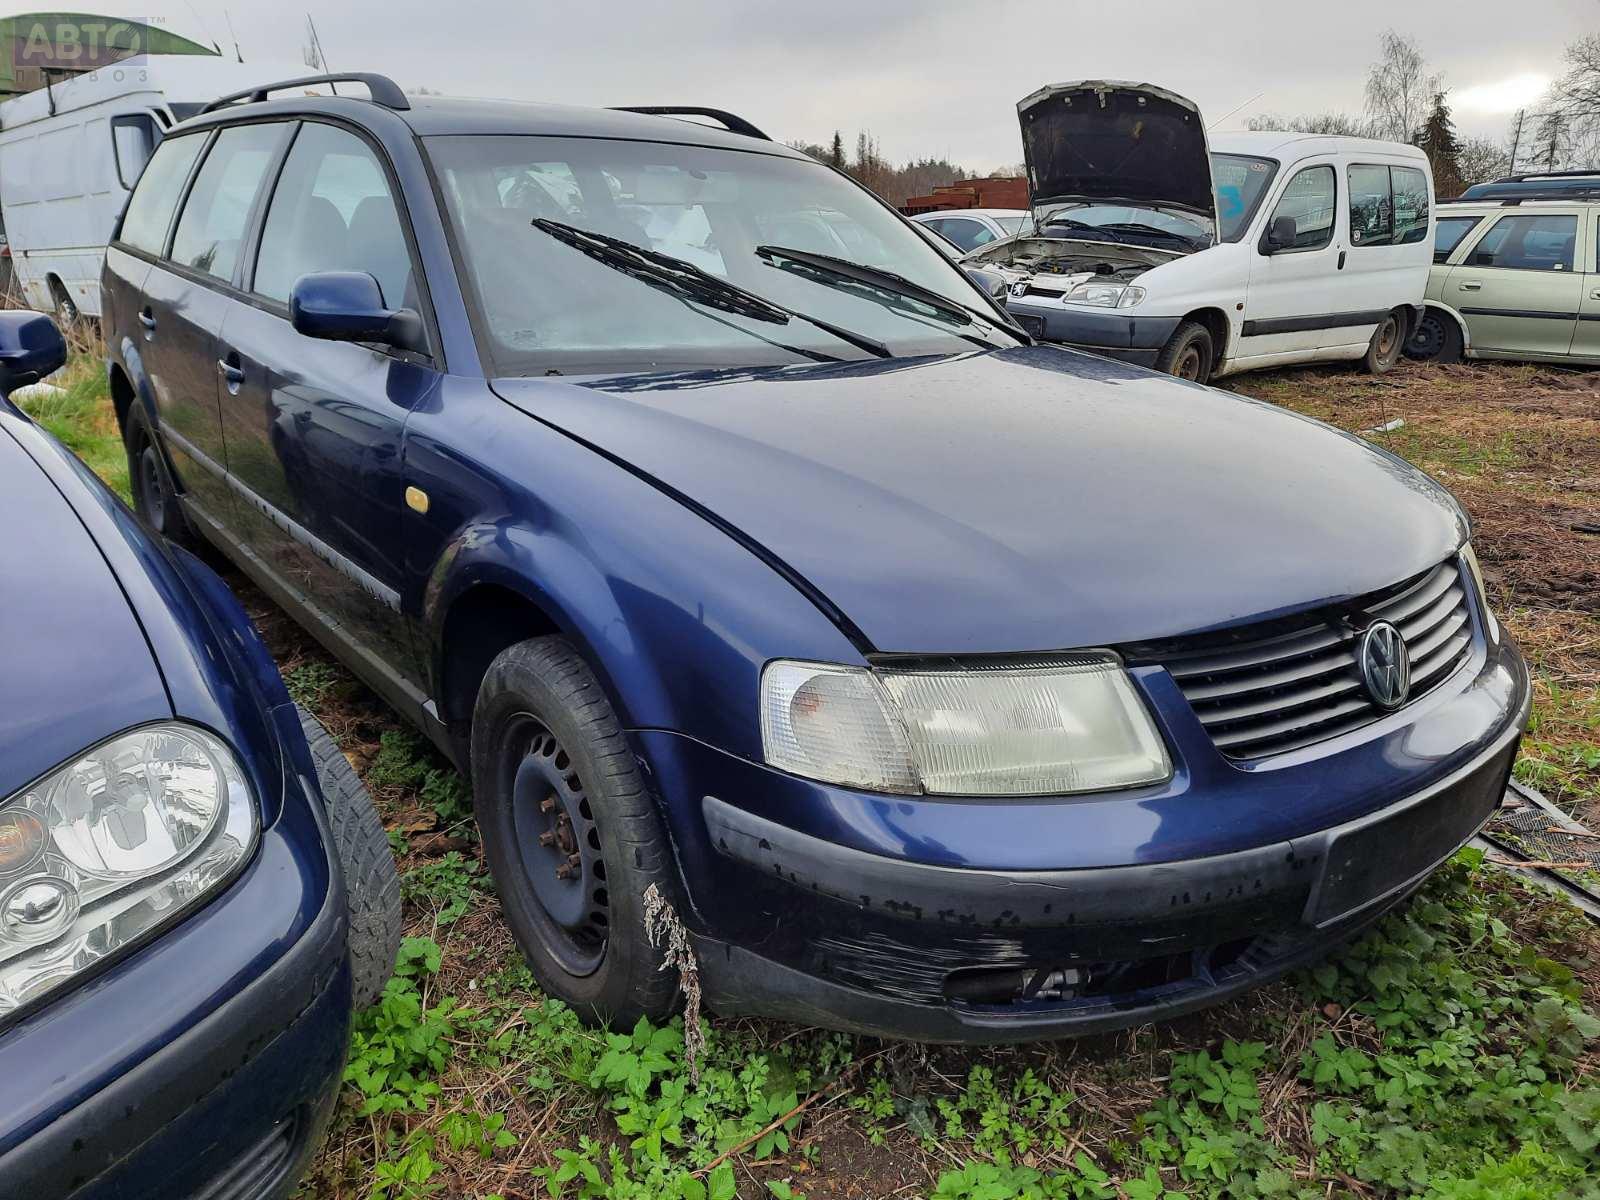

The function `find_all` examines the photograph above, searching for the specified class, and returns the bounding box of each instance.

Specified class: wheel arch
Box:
[1420,300,1471,351]
[1180,306,1231,365]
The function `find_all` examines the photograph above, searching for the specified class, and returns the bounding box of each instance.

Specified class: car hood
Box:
[492,347,1465,655]
[1018,80,1215,221]
[0,423,169,794]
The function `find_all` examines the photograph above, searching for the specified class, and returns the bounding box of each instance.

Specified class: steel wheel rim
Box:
[504,712,608,976]
[138,445,168,533]
[1408,315,1444,358]
[1376,316,1399,359]
[1176,346,1203,380]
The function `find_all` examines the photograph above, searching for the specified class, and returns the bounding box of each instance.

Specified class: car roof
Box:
[186,90,807,158]
[1209,129,1430,163]
[1437,199,1593,214]
[913,209,1025,221]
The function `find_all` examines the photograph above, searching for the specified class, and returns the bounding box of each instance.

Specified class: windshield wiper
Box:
[753,245,1025,343]
[531,219,890,360]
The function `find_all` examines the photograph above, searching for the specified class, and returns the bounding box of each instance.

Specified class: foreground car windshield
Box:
[427,135,1018,374]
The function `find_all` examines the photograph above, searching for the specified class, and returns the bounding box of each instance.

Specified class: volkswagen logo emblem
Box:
[1358,620,1410,709]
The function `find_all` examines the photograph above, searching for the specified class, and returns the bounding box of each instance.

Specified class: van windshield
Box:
[1211,153,1279,242]
[425,135,1019,375]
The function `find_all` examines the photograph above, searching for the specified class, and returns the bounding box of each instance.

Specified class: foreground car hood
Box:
[494,348,1465,654]
[1019,80,1214,221]
[0,423,168,793]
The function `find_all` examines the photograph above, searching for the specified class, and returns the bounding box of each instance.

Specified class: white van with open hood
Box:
[965,82,1435,381]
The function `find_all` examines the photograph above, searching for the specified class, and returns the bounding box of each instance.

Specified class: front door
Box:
[1448,210,1583,358]
[217,119,438,695]
[1240,161,1340,362]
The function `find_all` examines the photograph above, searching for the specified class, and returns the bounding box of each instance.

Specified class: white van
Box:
[0,54,306,319]
[964,82,1435,381]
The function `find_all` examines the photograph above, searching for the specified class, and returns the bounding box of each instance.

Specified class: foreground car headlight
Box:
[1461,543,1500,642]
[1066,282,1146,309]
[0,724,257,1023]
[761,656,1171,796]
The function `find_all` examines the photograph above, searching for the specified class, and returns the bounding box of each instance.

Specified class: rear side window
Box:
[1433,215,1481,263]
[1468,214,1578,271]
[118,132,204,256]
[938,218,996,252]
[170,122,286,282]
[1349,164,1431,247]
[253,123,413,308]
[1266,164,1336,250]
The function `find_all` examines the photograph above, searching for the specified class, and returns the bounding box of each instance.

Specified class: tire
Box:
[1154,320,1214,382]
[1362,310,1406,373]
[1404,309,1463,364]
[47,278,79,326]
[125,417,201,551]
[471,636,679,1027]
[298,705,402,1010]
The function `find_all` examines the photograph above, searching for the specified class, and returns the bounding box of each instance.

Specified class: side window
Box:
[1266,164,1336,250]
[1433,216,1482,263]
[1348,164,1393,246]
[1392,166,1430,245]
[253,123,413,309]
[1467,214,1578,271]
[170,123,286,282]
[117,132,204,255]
[111,112,161,190]
[939,217,992,252]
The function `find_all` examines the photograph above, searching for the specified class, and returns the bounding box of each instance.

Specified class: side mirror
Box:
[289,271,425,353]
[1263,215,1298,253]
[0,310,67,399]
[961,265,1011,301]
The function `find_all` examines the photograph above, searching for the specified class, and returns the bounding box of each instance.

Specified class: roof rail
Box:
[200,72,410,115]
[610,106,769,141]
[1486,185,1600,204]
[1497,169,1600,182]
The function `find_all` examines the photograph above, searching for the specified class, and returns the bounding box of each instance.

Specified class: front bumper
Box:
[649,636,1528,1042]
[1004,299,1179,365]
[0,709,350,1200]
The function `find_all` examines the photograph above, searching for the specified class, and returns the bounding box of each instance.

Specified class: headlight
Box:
[1066,283,1146,309]
[760,655,1171,796]
[0,724,257,1024]
[1461,543,1500,642]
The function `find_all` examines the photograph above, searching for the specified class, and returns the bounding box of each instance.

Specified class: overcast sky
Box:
[9,0,1598,169]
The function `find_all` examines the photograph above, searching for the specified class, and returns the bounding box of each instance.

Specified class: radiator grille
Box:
[1160,559,1475,760]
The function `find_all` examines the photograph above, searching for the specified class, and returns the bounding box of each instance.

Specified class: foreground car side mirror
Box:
[289,271,426,353]
[961,265,1012,302]
[0,310,67,399]
[1263,215,1298,254]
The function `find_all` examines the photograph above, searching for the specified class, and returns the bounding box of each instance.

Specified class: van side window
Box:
[1469,214,1578,271]
[253,123,413,309]
[1391,166,1429,244]
[1348,164,1430,248]
[170,123,286,283]
[117,132,205,256]
[1265,165,1335,250]
[111,113,161,190]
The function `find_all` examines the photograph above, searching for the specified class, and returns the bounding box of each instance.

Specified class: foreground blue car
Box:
[0,311,397,1197]
[102,73,1528,1043]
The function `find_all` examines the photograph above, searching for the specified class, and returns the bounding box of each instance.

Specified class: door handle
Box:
[137,307,157,331]
[217,356,246,392]
[1458,281,1482,291]
[1337,250,1346,270]
[1589,288,1600,300]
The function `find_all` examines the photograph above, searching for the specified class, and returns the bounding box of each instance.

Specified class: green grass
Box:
[13,352,130,501]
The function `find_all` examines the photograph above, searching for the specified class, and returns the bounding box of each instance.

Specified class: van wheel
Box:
[298,706,402,1009]
[1154,321,1214,382]
[1362,311,1406,373]
[126,418,200,551]
[1404,310,1463,364]
[48,278,78,326]
[471,636,679,1027]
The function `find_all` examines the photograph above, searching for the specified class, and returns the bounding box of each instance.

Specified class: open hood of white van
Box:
[1018,81,1215,221]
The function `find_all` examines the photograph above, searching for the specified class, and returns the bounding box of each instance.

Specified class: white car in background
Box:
[963,81,1435,382]
[909,208,1028,253]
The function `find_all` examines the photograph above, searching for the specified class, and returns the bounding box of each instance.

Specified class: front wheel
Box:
[1404,310,1463,364]
[1154,320,1215,382]
[471,636,680,1027]
[1362,311,1406,373]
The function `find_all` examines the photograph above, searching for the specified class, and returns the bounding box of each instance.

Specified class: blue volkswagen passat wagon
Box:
[0,311,398,1196]
[102,73,1528,1042]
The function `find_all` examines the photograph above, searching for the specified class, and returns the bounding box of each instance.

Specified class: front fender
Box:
[407,382,863,764]
[1422,300,1472,352]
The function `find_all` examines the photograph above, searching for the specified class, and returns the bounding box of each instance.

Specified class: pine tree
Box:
[828,131,845,170]
[1416,92,1463,197]
[1534,109,1570,170]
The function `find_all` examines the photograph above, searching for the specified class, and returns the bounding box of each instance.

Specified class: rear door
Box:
[1446,209,1583,357]
[137,123,289,524]
[1327,162,1432,351]
[1566,212,1600,361]
[216,119,438,688]
[1240,159,1339,360]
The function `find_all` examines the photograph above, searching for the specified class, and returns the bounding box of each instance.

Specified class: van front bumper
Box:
[1004,299,1179,364]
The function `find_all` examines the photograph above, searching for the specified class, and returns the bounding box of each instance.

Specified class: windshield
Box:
[1210,153,1279,242]
[426,135,1017,375]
